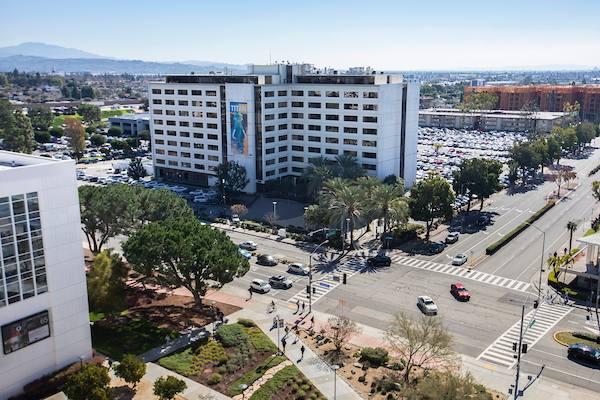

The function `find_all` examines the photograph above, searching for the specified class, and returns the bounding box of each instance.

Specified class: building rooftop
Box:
[0,151,62,170]
[419,108,565,119]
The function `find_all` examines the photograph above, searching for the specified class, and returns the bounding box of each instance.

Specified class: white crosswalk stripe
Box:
[287,257,365,305]
[477,302,573,368]
[390,255,532,292]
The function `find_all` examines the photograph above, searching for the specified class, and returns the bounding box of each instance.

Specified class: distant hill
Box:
[0,42,112,59]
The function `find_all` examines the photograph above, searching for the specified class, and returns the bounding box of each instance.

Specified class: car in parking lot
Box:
[257,254,278,266]
[288,263,310,275]
[417,296,438,315]
[193,196,208,203]
[206,197,222,205]
[450,283,470,301]
[268,275,292,289]
[445,232,459,244]
[430,242,446,254]
[238,248,252,259]
[239,241,258,250]
[367,256,391,266]
[250,279,271,293]
[452,254,468,265]
[476,215,490,226]
[568,344,600,365]
[189,189,205,196]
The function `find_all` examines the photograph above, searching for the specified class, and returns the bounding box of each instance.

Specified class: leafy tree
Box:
[108,126,123,137]
[64,116,86,158]
[372,183,408,236]
[138,130,151,141]
[153,376,187,400]
[49,77,63,87]
[546,135,561,166]
[1,109,36,153]
[126,137,137,148]
[111,139,129,151]
[231,204,249,219]
[551,126,577,155]
[49,126,64,138]
[409,173,454,240]
[71,85,81,100]
[27,106,54,131]
[34,131,52,144]
[452,158,501,212]
[382,174,398,186]
[546,165,576,196]
[216,161,249,197]
[563,101,581,126]
[64,364,112,400]
[357,176,383,231]
[81,85,95,100]
[61,85,71,98]
[324,316,362,352]
[127,158,148,180]
[301,155,338,196]
[592,181,600,203]
[458,91,499,128]
[508,141,541,180]
[87,250,128,316]
[384,311,457,382]
[323,180,366,250]
[123,219,250,310]
[575,122,597,149]
[113,354,146,389]
[304,204,330,230]
[0,99,15,133]
[90,133,106,147]
[77,103,101,124]
[0,73,7,86]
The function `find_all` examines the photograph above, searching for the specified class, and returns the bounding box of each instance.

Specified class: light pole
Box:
[513,286,539,400]
[221,178,226,217]
[332,364,340,400]
[524,222,546,301]
[309,239,329,314]
[239,384,248,400]
[345,218,350,250]
[273,201,277,220]
[210,300,217,332]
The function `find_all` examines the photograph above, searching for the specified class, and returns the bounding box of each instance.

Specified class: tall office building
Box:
[148,63,420,192]
[0,151,92,399]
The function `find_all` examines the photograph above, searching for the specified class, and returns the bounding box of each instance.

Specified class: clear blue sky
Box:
[2,0,599,70]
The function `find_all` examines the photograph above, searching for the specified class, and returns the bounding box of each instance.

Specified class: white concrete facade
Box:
[0,151,92,399]
[148,64,419,192]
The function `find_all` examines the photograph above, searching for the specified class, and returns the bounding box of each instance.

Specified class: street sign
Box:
[385,237,393,240]
[319,282,330,288]
[326,231,336,237]
[529,320,536,328]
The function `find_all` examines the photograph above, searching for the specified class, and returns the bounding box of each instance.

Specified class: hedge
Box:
[249,365,301,400]
[486,201,555,255]
[229,355,287,397]
[215,323,249,347]
[547,268,588,301]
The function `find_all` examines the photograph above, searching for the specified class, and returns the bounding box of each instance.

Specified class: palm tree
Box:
[357,176,382,232]
[302,156,336,196]
[566,220,578,253]
[327,185,366,250]
[335,154,366,180]
[372,184,409,236]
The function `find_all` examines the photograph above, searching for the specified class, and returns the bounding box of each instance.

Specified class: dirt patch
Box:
[110,378,185,400]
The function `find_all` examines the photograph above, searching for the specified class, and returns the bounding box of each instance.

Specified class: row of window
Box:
[265,125,377,134]
[265,117,376,129]
[264,135,377,146]
[152,89,217,96]
[264,162,376,177]
[264,102,378,110]
[152,99,216,107]
[155,159,219,170]
[153,110,219,118]
[154,120,218,129]
[154,130,219,140]
[264,90,378,99]
[265,150,376,164]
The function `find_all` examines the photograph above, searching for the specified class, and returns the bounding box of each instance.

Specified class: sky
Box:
[2,0,599,71]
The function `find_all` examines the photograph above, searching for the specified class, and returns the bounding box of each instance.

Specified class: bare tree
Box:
[383,311,457,382]
[547,165,576,196]
[324,316,363,352]
[264,211,279,228]
[231,204,249,219]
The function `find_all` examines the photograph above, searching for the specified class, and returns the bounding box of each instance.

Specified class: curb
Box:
[553,330,572,347]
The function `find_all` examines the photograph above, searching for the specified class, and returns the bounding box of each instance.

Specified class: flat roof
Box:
[0,150,62,169]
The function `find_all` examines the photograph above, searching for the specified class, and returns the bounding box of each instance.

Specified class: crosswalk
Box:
[476,302,573,369]
[389,254,532,293]
[287,257,365,305]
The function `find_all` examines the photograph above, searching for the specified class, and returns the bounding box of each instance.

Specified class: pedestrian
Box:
[107,359,113,371]
[282,338,287,353]
[285,326,290,336]
[220,312,224,324]
[295,300,300,314]
[310,316,315,327]
[300,345,305,359]
[565,292,570,304]
[165,333,170,346]
[248,288,252,299]
[301,302,305,314]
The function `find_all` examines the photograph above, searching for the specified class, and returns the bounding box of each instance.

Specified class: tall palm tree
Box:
[357,176,382,232]
[327,185,366,250]
[301,155,336,196]
[372,184,409,236]
[566,220,578,253]
[335,154,366,180]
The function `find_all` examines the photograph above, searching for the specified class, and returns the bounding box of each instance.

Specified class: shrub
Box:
[391,362,404,371]
[292,384,299,392]
[207,373,222,385]
[310,393,318,400]
[219,365,227,374]
[215,323,249,347]
[297,390,307,399]
[218,355,229,365]
[302,384,310,391]
[302,376,309,384]
[237,318,257,327]
[358,376,366,382]
[371,388,376,394]
[573,331,600,343]
[360,347,389,366]
[229,355,287,397]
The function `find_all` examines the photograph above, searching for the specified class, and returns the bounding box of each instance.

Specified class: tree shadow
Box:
[111,384,135,400]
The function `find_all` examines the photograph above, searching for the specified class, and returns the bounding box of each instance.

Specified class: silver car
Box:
[288,263,310,275]
[418,296,438,315]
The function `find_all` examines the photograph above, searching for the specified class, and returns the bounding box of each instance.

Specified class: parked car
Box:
[417,296,438,315]
[250,279,271,293]
[476,215,490,226]
[452,254,468,266]
[367,256,391,266]
[189,189,205,196]
[450,283,470,301]
[568,344,600,365]
[257,254,278,266]
[193,196,208,203]
[207,197,222,205]
[238,248,252,259]
[268,275,292,289]
[287,263,310,275]
[445,232,459,244]
[239,241,258,250]
[430,242,446,254]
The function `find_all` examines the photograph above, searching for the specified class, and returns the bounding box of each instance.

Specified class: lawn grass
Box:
[52,114,83,128]
[248,327,278,352]
[556,331,600,350]
[91,318,180,361]
[249,365,301,400]
[159,347,194,375]
[229,355,287,397]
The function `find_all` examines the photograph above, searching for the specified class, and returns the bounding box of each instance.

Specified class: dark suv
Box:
[568,344,600,365]
[476,216,490,226]
[367,256,391,266]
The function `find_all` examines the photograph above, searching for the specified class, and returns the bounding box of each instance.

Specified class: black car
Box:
[367,256,391,266]
[568,344,600,365]
[476,216,490,226]
[268,275,292,289]
[257,254,278,266]
[206,197,222,205]
[430,242,446,254]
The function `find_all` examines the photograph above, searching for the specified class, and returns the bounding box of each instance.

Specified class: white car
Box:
[287,263,310,275]
[193,196,208,203]
[239,241,258,250]
[250,279,271,294]
[417,296,438,315]
[204,190,218,197]
[189,189,205,196]
[452,254,468,266]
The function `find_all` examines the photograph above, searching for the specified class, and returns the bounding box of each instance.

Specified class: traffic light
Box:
[522,344,528,354]
[513,342,518,351]
[312,287,316,294]
[533,300,539,309]
[343,273,347,284]
[306,285,310,294]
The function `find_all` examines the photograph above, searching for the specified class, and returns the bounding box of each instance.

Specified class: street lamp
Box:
[513,286,540,400]
[210,300,217,332]
[309,239,329,314]
[345,218,350,250]
[332,364,340,400]
[239,384,248,400]
[221,179,226,217]
[273,201,277,220]
[524,222,546,302]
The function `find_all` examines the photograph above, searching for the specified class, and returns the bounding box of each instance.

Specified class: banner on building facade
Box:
[230,102,248,156]
[2,310,51,354]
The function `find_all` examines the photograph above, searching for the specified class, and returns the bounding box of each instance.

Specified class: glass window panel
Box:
[30,218,41,231]
[0,217,10,226]
[29,211,40,219]
[2,243,15,258]
[4,263,18,277]
[17,233,28,242]
[15,222,28,235]
[23,291,35,300]
[12,195,25,216]
[27,197,39,213]
[3,256,16,266]
[27,192,38,199]
[0,202,11,219]
[14,214,26,223]
[20,260,32,273]
[37,285,47,295]
[7,282,20,304]
[0,224,13,239]
[17,240,30,255]
[0,284,5,307]
[33,249,44,258]
[22,278,34,293]
[36,274,47,289]
[34,257,45,269]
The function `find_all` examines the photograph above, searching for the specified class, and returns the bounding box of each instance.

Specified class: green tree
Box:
[113,354,147,389]
[508,141,541,180]
[71,85,81,100]
[215,160,250,198]
[87,250,128,316]
[122,219,250,310]
[411,371,491,400]
[546,135,561,166]
[108,126,123,137]
[552,126,577,155]
[0,73,7,86]
[372,183,409,236]
[64,364,112,400]
[64,117,86,158]
[111,139,129,151]
[301,155,337,196]
[592,181,600,203]
[1,109,36,153]
[138,130,151,141]
[81,85,95,100]
[304,203,331,230]
[335,153,366,180]
[323,180,366,250]
[383,311,457,382]
[453,158,502,212]
[153,376,187,400]
[49,126,64,138]
[128,158,148,180]
[34,131,52,144]
[357,175,383,231]
[49,77,63,87]
[77,103,101,124]
[61,85,71,98]
[0,99,15,133]
[575,122,597,149]
[27,106,54,131]
[90,133,106,147]
[409,172,454,240]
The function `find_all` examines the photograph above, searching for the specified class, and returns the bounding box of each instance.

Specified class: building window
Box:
[344,91,358,98]
[326,115,339,121]
[344,104,358,110]
[265,114,275,120]
[208,134,218,140]
[364,104,378,111]
[155,129,164,135]
[192,100,202,106]
[265,103,275,109]
[292,134,304,141]
[279,146,287,152]
[266,159,275,165]
[193,122,203,128]
[165,99,175,105]
[167,121,176,126]
[308,125,321,131]
[344,150,358,156]
[168,150,177,156]
[153,109,163,115]
[326,103,339,109]
[166,110,175,116]
[178,90,188,95]
[292,112,303,118]
[156,149,165,154]
[195,164,205,169]
[265,126,275,132]
[208,155,219,161]
[326,91,339,98]
[265,91,275,97]
[326,126,339,132]
[153,99,162,104]
[344,115,358,122]
[206,90,217,96]
[266,137,275,143]
[154,119,163,125]
[152,89,161,94]
[362,140,377,147]
[344,127,358,134]
[344,139,357,145]
[326,137,338,144]
[363,163,376,170]
[207,112,218,118]
[308,91,321,97]
[363,152,376,158]
[308,136,321,142]
[167,140,177,146]
[156,158,165,164]
[180,121,189,127]
[182,162,191,168]
[193,132,203,138]
[207,101,217,107]
[167,130,176,136]
[308,114,321,120]
[279,135,288,141]
[326,149,339,155]
[292,156,303,162]
[308,103,321,108]
[279,156,288,163]
[266,148,275,154]
[179,100,189,106]
[266,170,275,177]
[308,147,321,153]
[181,142,190,148]
[363,128,377,135]
[278,124,287,130]
[208,145,219,151]
[292,145,304,151]
[194,143,204,149]
[207,123,218,129]
[182,152,191,157]
[195,153,204,159]
[155,139,164,144]
[278,90,287,96]
[165,89,175,95]
[292,167,303,173]
[292,124,304,130]
[292,90,304,96]
[168,160,178,166]
[363,116,377,123]
[279,167,288,173]
[278,102,287,107]
[179,111,189,117]
[279,113,287,119]
[364,92,378,98]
